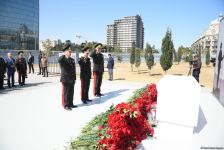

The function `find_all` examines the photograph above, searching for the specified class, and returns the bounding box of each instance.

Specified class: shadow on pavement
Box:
[150,73,162,76]
[113,78,125,81]
[172,74,183,76]
[0,82,52,95]
[75,89,129,107]
[193,106,207,134]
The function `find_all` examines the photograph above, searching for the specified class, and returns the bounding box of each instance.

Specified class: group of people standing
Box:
[58,43,114,111]
[0,51,49,90]
[0,51,29,89]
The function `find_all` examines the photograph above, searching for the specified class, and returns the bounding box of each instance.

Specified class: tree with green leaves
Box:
[65,40,71,45]
[206,49,210,66]
[114,44,122,63]
[135,48,141,73]
[189,50,193,62]
[150,45,159,53]
[42,39,53,56]
[185,50,193,62]
[160,28,174,73]
[145,43,154,75]
[173,49,177,63]
[130,41,136,71]
[197,45,202,62]
[177,46,183,64]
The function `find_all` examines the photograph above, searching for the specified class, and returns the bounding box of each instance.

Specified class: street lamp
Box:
[76,35,82,45]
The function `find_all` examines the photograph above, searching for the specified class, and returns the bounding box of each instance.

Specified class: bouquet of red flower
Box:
[98,84,157,150]
[71,84,157,150]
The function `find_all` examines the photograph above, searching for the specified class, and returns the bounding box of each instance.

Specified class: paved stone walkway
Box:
[0,74,224,150]
[0,74,144,150]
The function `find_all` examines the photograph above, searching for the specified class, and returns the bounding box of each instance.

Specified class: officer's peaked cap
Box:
[62,44,71,52]
[82,47,90,52]
[94,43,103,48]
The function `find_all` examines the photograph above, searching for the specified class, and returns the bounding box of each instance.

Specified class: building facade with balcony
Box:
[191,15,223,59]
[107,15,144,52]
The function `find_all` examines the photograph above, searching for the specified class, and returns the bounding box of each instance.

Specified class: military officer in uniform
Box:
[0,54,6,90]
[15,51,27,86]
[58,44,77,110]
[78,47,92,104]
[90,43,104,97]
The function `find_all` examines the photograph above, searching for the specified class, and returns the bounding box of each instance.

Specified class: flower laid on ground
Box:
[71,84,157,150]
[98,84,157,150]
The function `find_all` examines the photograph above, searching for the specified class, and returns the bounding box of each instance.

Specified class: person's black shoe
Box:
[20,84,23,86]
[8,86,11,88]
[95,94,101,97]
[0,87,5,90]
[86,99,92,102]
[12,85,16,87]
[71,105,78,108]
[82,100,88,104]
[99,93,104,96]
[64,106,72,111]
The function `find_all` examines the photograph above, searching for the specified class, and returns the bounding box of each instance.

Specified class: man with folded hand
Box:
[78,47,92,104]
[15,51,27,86]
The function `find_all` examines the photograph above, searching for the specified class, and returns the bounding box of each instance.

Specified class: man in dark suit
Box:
[90,43,104,97]
[78,47,92,104]
[38,51,42,75]
[58,44,77,110]
[107,53,114,81]
[28,52,34,74]
[5,52,16,88]
[0,54,6,90]
[15,51,27,86]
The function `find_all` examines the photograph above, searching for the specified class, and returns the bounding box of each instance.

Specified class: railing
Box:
[0,50,161,74]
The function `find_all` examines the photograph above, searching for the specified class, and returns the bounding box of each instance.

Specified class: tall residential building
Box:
[191,15,223,58]
[0,0,39,50]
[107,15,144,52]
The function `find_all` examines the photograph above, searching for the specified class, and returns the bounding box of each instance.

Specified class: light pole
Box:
[76,35,82,45]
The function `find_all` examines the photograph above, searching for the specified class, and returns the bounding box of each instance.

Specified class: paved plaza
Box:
[0,74,145,150]
[0,74,224,150]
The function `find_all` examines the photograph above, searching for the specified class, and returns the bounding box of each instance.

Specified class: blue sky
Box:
[40,0,224,49]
